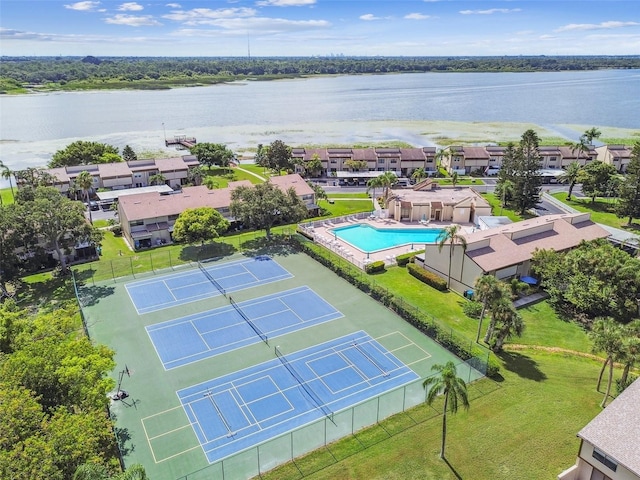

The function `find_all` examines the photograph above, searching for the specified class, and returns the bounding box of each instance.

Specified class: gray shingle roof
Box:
[578,377,640,475]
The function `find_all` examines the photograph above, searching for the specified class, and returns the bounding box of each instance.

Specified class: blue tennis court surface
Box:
[146,286,343,370]
[125,256,292,314]
[177,331,419,464]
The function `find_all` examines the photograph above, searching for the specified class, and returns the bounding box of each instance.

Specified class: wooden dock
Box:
[165,135,197,150]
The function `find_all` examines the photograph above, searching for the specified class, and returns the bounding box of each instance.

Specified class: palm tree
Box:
[571,136,590,165]
[75,170,94,203]
[497,179,514,215]
[423,361,470,459]
[557,161,582,200]
[411,167,427,184]
[436,224,468,290]
[187,165,205,186]
[620,336,640,387]
[366,176,383,203]
[377,171,399,208]
[451,171,459,188]
[148,173,167,186]
[483,294,513,344]
[583,127,602,145]
[473,275,503,343]
[490,307,525,352]
[589,317,624,407]
[0,160,14,202]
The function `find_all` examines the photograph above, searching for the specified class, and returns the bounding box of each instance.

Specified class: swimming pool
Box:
[332,224,444,252]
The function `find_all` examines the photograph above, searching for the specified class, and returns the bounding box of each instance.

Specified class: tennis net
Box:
[198,261,226,297]
[275,346,333,420]
[229,296,268,345]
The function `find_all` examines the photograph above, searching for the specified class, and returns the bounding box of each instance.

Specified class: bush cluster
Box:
[365,260,385,274]
[407,263,448,291]
[289,235,499,378]
[395,250,423,267]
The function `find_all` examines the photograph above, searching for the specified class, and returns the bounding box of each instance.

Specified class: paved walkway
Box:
[513,292,549,309]
[234,166,266,182]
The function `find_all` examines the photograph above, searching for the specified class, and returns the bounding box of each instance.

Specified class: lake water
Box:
[1,69,639,178]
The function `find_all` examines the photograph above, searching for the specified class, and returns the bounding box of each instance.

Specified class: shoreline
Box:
[1,120,638,174]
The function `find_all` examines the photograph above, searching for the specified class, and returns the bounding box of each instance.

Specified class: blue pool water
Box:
[332,224,444,252]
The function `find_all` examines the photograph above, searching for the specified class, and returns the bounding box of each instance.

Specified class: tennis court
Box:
[125,256,292,314]
[145,286,343,370]
[175,331,419,464]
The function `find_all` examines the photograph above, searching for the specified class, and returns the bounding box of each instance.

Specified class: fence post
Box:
[130,257,134,278]
[110,260,115,283]
[169,250,173,269]
[150,252,154,273]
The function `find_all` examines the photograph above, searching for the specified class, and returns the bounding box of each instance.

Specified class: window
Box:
[168,214,179,221]
[330,159,337,164]
[129,220,144,227]
[390,159,397,164]
[550,156,557,161]
[426,159,433,163]
[378,159,385,164]
[592,448,618,472]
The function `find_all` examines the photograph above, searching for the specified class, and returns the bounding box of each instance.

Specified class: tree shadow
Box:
[77,284,116,307]
[443,457,463,480]
[179,242,237,262]
[114,426,135,456]
[241,237,297,258]
[497,350,547,382]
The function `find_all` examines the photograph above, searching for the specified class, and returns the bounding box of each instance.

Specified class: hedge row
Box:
[407,263,448,291]
[289,235,499,378]
[395,250,423,267]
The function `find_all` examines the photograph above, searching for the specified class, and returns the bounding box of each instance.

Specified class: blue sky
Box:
[1,1,639,56]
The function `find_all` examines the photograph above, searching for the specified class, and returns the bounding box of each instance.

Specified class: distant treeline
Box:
[1,55,639,92]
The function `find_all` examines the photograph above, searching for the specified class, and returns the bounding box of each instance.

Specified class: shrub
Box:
[463,300,483,319]
[365,260,385,274]
[111,224,122,236]
[407,263,447,291]
[396,250,424,267]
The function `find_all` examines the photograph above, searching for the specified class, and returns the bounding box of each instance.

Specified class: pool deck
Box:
[302,214,475,269]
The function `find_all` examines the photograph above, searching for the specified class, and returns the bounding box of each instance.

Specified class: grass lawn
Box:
[1,187,14,205]
[436,178,485,186]
[262,351,607,480]
[481,193,536,222]
[315,198,373,218]
[326,193,370,199]
[550,193,639,231]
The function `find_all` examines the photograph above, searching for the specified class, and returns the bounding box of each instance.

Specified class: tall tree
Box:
[436,224,468,290]
[121,145,137,162]
[49,141,121,168]
[578,161,617,203]
[366,176,383,203]
[615,141,640,225]
[21,187,102,272]
[171,207,229,246]
[473,275,503,343]
[189,143,235,170]
[230,182,308,238]
[411,167,427,184]
[557,161,582,200]
[423,361,470,459]
[589,317,624,407]
[14,167,58,190]
[512,129,543,214]
[265,140,294,175]
[296,153,323,178]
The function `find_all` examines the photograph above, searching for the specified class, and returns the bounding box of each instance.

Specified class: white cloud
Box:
[64,1,101,11]
[165,2,181,7]
[118,2,143,11]
[163,7,257,24]
[555,21,640,32]
[173,16,329,33]
[360,14,381,21]
[459,8,521,15]
[105,14,162,26]
[256,0,316,6]
[404,13,430,20]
